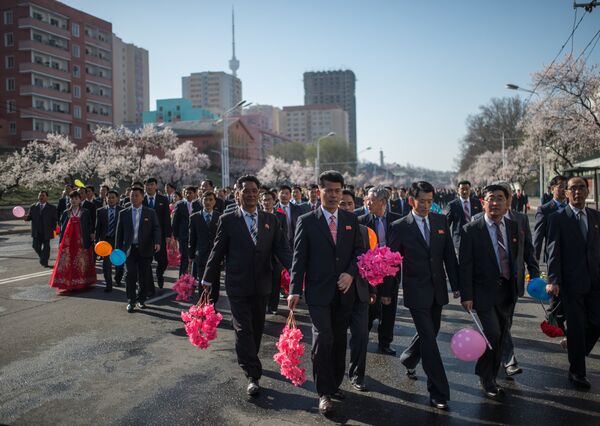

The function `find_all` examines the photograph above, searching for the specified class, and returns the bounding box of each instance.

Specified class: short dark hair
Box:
[319,170,344,187]
[86,185,95,192]
[342,189,355,201]
[409,181,435,198]
[107,190,119,197]
[292,185,302,191]
[237,175,261,189]
[69,190,81,198]
[482,184,509,199]
[185,186,198,192]
[549,175,568,187]
[130,187,145,196]
[101,185,109,191]
[568,176,589,188]
[309,184,319,190]
[166,183,176,190]
[202,191,216,200]
[457,180,471,187]
[132,181,144,188]
[261,191,274,200]
[278,184,292,193]
[174,191,182,199]
[202,179,215,188]
[39,190,49,197]
[144,177,158,184]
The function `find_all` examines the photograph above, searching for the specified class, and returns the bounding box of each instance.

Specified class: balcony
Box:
[87,112,113,124]
[18,17,70,39]
[84,55,112,69]
[19,62,70,80]
[20,85,72,102]
[86,93,112,104]
[85,73,112,86]
[84,34,112,51]
[21,130,50,141]
[18,40,71,61]
[21,107,72,123]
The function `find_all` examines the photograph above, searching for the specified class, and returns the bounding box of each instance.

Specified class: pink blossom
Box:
[181,301,222,350]
[172,274,197,301]
[357,246,403,286]
[273,325,307,386]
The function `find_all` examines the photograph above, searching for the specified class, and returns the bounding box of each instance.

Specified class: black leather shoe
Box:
[349,377,367,392]
[430,398,448,410]
[406,368,417,380]
[331,389,346,400]
[379,346,396,356]
[247,378,260,396]
[147,290,155,298]
[114,281,121,287]
[505,365,522,377]
[480,379,502,398]
[568,372,591,389]
[137,302,147,309]
[319,395,333,415]
[104,284,112,293]
[126,304,134,313]
[157,277,164,289]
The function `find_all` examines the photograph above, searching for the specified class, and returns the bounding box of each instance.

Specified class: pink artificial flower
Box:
[357,246,403,286]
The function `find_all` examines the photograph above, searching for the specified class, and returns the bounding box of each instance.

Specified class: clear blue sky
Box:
[66,0,600,171]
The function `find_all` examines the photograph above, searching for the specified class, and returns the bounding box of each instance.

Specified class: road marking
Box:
[146,290,176,304]
[0,270,52,285]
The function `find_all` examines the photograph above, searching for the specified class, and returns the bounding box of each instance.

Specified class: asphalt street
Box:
[0,229,599,425]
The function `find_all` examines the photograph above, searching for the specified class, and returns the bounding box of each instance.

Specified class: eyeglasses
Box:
[567,185,587,192]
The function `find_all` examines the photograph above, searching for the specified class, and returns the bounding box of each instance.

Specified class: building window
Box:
[73,85,80,98]
[6,77,15,91]
[5,55,14,69]
[74,126,82,139]
[73,65,80,78]
[4,32,13,46]
[74,105,81,118]
[6,99,16,113]
[72,44,80,58]
[3,10,13,25]
[72,23,79,37]
[9,122,16,135]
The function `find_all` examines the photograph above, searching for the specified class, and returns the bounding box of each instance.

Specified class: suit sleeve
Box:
[532,206,546,261]
[382,222,402,298]
[522,214,540,278]
[150,210,161,246]
[546,213,561,286]
[345,215,362,279]
[290,216,308,296]
[116,210,124,250]
[24,204,34,222]
[162,199,173,238]
[459,225,474,302]
[95,209,103,239]
[445,202,453,226]
[171,205,180,237]
[188,215,196,260]
[202,216,228,285]
[272,216,292,270]
[443,220,459,292]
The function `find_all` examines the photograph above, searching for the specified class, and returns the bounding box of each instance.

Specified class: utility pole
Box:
[574,1,600,12]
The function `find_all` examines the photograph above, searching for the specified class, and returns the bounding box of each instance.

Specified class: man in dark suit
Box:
[288,170,364,415]
[260,190,289,315]
[547,176,600,390]
[302,184,321,212]
[81,187,98,235]
[339,189,376,392]
[57,184,73,222]
[172,186,202,277]
[276,184,303,245]
[25,191,57,267]
[144,177,172,291]
[202,175,292,396]
[95,190,124,292]
[189,191,221,303]
[200,179,225,213]
[358,186,402,356]
[389,181,458,410]
[116,187,161,313]
[459,184,520,398]
[446,180,483,252]
[391,187,411,217]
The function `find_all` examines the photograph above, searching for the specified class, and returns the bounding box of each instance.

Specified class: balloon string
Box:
[469,310,493,350]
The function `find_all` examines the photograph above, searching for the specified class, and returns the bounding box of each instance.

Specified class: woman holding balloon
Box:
[49,191,97,292]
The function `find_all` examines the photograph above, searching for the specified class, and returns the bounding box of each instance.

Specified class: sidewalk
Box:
[0,220,31,236]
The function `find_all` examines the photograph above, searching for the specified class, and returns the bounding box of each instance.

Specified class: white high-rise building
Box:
[280,104,349,145]
[182,71,242,116]
[112,35,149,126]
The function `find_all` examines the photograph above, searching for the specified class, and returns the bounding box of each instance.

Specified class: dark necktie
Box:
[422,217,430,246]
[205,213,212,224]
[375,216,386,246]
[108,208,115,237]
[494,222,510,280]
[248,213,257,245]
[149,197,154,208]
[577,211,588,241]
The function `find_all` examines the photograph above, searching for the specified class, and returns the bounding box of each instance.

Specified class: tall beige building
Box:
[182,71,242,116]
[280,104,349,145]
[112,35,149,126]
[243,104,281,133]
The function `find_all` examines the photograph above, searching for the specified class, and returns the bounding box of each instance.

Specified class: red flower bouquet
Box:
[181,290,223,349]
[273,311,306,386]
[357,246,403,286]
[172,273,197,301]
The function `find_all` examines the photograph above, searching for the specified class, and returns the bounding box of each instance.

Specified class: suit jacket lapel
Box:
[406,213,429,251]
[565,205,586,244]
[236,208,256,247]
[478,217,500,275]
[316,208,335,247]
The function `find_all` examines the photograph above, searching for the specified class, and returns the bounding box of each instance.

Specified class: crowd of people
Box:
[22,171,600,416]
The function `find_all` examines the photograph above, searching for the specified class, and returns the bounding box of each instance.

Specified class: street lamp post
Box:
[315,132,336,183]
[218,99,248,188]
[355,146,372,176]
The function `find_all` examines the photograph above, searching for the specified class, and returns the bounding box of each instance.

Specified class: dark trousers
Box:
[563,290,600,376]
[195,259,219,305]
[476,286,514,384]
[125,246,152,304]
[308,300,353,396]
[400,304,449,400]
[102,257,123,286]
[228,294,269,379]
[32,236,50,265]
[348,301,369,383]
[368,283,398,347]
[177,237,188,277]
[268,262,283,312]
[150,238,168,284]
[501,302,518,368]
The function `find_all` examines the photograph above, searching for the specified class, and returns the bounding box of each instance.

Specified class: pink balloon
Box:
[450,328,487,361]
[12,206,25,218]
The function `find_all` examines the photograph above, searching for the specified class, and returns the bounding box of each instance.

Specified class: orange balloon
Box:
[367,227,378,250]
[95,241,113,257]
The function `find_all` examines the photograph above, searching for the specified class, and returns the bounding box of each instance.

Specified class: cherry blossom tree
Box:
[257,156,314,186]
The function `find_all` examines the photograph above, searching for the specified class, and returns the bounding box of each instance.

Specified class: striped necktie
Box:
[329,215,337,244]
[108,207,115,237]
[247,213,258,245]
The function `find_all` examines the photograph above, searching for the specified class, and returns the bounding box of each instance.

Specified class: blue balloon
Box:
[527,277,551,301]
[110,249,126,266]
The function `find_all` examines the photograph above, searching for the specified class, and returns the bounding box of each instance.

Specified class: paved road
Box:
[1,230,599,425]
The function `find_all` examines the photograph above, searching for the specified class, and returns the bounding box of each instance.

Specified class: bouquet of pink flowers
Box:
[172,273,197,301]
[280,268,290,295]
[273,311,306,386]
[357,246,403,286]
[181,290,223,349]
